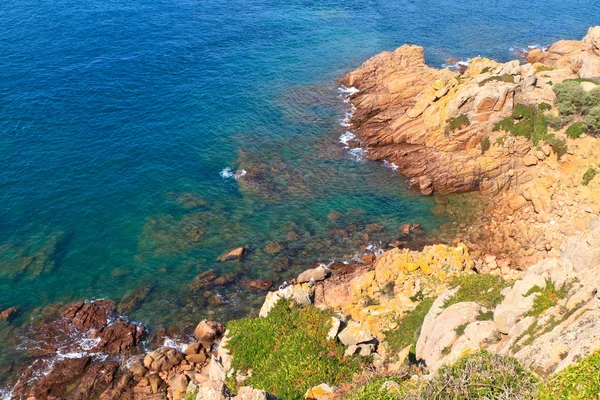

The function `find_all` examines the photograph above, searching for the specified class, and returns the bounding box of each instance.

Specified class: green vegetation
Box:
[524,279,567,317]
[545,113,571,130]
[446,114,470,133]
[554,81,600,135]
[495,136,506,146]
[583,167,597,186]
[479,74,515,86]
[226,299,364,400]
[184,388,198,400]
[493,103,568,158]
[587,105,600,134]
[537,350,600,400]
[564,78,599,85]
[539,102,552,112]
[384,297,434,359]
[535,65,556,73]
[454,322,468,335]
[444,274,509,309]
[480,136,491,154]
[565,121,587,138]
[476,310,494,321]
[345,377,404,400]
[480,66,491,74]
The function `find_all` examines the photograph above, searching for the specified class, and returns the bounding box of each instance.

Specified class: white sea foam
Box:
[339,131,356,147]
[441,58,472,71]
[220,167,234,179]
[338,85,359,95]
[348,147,367,162]
[234,169,247,180]
[383,160,399,171]
[0,388,14,400]
[163,337,188,353]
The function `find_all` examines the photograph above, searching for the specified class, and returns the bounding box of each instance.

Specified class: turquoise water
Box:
[1,0,599,366]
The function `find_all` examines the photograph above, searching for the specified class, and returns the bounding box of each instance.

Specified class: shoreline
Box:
[5,26,600,399]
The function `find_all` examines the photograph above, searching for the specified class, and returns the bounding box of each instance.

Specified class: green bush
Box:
[583,167,597,186]
[444,274,509,309]
[481,136,491,154]
[554,81,585,116]
[226,300,364,399]
[546,135,569,160]
[583,87,600,108]
[446,114,470,133]
[479,74,515,86]
[480,66,491,74]
[401,351,539,400]
[525,279,566,317]
[537,350,600,400]
[539,102,552,112]
[586,105,600,134]
[565,122,587,139]
[384,297,434,359]
[545,113,569,130]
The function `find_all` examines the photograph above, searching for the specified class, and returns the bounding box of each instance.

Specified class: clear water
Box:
[1,0,599,371]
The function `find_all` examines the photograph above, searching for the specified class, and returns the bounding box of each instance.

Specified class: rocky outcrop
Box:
[527,26,600,79]
[340,46,535,195]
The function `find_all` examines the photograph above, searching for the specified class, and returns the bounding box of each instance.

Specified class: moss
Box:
[226,299,364,400]
[525,279,567,317]
[565,121,587,138]
[480,66,491,74]
[535,65,556,73]
[444,274,509,310]
[476,310,494,321]
[564,78,599,85]
[480,136,491,154]
[384,297,434,359]
[583,168,597,186]
[454,322,468,336]
[446,114,470,133]
[479,74,515,86]
[537,350,600,400]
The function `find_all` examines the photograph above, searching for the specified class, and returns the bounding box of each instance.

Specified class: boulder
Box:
[196,380,229,400]
[305,383,336,400]
[493,274,546,334]
[233,386,280,400]
[169,374,189,400]
[217,247,248,262]
[297,266,328,283]
[326,317,342,340]
[0,307,17,322]
[259,283,314,317]
[194,320,226,347]
[143,347,185,372]
[337,320,374,346]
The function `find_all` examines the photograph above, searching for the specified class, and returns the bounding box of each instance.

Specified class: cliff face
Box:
[340,27,600,196]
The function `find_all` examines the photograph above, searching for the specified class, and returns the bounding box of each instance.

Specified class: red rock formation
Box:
[339,46,536,195]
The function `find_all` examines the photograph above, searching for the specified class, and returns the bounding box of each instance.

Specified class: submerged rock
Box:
[217,247,248,262]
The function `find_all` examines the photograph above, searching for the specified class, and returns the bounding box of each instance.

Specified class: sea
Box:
[1,0,599,388]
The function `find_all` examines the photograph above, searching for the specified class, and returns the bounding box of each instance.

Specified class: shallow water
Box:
[1,0,600,382]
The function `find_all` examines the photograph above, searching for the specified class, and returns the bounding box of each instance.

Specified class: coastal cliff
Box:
[6,27,600,400]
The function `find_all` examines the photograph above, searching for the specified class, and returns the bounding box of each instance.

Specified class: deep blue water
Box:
[0,0,599,362]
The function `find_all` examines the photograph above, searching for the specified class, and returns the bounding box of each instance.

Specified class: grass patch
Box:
[537,350,600,400]
[384,297,434,359]
[525,279,567,317]
[479,74,515,86]
[345,377,405,400]
[565,121,587,138]
[446,114,470,133]
[583,167,597,186]
[226,299,364,400]
[564,78,599,85]
[444,274,509,310]
[476,310,494,321]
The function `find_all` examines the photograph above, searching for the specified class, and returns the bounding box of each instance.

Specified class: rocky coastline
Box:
[4,27,600,399]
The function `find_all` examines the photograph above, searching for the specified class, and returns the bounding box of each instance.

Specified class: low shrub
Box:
[545,113,569,130]
[226,299,364,400]
[583,167,597,186]
[479,74,515,86]
[539,102,552,112]
[384,297,434,359]
[586,105,600,134]
[565,122,587,139]
[446,114,470,133]
[535,65,556,73]
[554,81,585,116]
[345,377,404,400]
[525,279,566,317]
[401,351,539,399]
[480,136,491,154]
[546,135,568,159]
[537,350,600,400]
[444,274,509,309]
[564,78,599,85]
[480,66,491,74]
